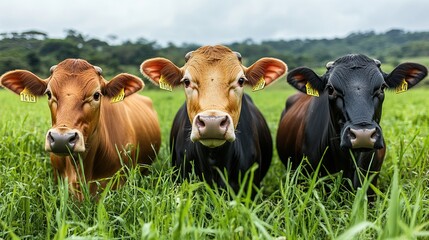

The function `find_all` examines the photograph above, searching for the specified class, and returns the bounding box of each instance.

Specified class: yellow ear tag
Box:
[159,75,172,91]
[395,79,408,94]
[111,88,125,103]
[305,82,319,97]
[20,88,37,103]
[252,77,266,91]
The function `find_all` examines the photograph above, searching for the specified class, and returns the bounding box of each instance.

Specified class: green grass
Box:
[1,84,429,239]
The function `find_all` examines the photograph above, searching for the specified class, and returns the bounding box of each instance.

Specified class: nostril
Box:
[69,132,78,144]
[196,116,205,128]
[47,132,54,143]
[348,128,356,140]
[220,116,229,128]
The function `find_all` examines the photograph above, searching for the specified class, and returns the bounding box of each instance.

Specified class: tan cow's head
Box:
[141,45,287,148]
[0,59,143,156]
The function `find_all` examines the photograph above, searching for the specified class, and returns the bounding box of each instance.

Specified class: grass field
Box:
[0,83,428,239]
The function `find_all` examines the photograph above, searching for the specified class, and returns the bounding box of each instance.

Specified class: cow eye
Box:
[93,92,101,101]
[375,83,388,97]
[238,77,246,87]
[327,85,335,96]
[45,90,52,100]
[182,78,191,88]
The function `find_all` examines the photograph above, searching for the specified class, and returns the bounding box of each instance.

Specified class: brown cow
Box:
[0,59,161,199]
[141,45,287,192]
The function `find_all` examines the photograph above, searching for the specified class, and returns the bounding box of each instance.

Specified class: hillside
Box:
[0,29,428,80]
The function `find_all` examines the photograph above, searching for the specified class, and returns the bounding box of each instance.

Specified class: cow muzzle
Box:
[190,110,236,148]
[340,123,384,150]
[45,127,85,154]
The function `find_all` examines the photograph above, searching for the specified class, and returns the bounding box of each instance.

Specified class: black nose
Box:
[47,131,79,154]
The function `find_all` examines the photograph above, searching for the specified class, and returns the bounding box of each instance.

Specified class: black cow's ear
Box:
[385,63,428,91]
[287,67,326,96]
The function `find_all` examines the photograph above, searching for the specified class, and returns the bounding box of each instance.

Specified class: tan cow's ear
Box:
[0,70,47,96]
[103,73,144,98]
[140,58,182,91]
[245,58,287,90]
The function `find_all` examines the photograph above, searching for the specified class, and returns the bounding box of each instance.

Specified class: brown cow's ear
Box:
[0,70,47,96]
[287,67,326,96]
[245,58,287,90]
[384,63,428,91]
[140,58,182,91]
[103,73,144,98]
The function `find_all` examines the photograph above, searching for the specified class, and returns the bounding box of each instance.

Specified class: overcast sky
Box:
[1,0,429,46]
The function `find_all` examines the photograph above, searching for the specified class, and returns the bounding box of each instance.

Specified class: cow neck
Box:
[51,151,94,194]
[194,94,254,170]
[303,93,332,160]
[197,141,236,166]
[62,123,103,188]
[92,99,114,159]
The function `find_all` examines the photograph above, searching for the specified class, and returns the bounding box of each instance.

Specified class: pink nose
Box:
[195,115,230,139]
[349,128,377,149]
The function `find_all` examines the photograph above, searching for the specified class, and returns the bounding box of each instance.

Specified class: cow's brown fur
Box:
[276,93,311,168]
[1,59,161,199]
[181,46,245,127]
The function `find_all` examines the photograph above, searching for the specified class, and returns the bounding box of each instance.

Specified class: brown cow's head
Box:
[141,45,287,148]
[0,59,143,156]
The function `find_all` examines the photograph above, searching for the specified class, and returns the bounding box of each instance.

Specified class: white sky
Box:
[1,0,428,45]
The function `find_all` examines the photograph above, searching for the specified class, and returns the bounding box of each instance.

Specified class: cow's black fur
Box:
[277,54,427,197]
[170,94,272,192]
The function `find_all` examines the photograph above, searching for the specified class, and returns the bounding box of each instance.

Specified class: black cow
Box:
[170,94,272,191]
[141,45,287,192]
[276,54,427,195]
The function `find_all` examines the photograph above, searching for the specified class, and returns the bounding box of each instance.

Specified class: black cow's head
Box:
[287,54,427,150]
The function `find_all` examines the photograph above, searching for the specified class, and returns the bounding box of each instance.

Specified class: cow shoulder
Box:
[240,94,271,144]
[237,94,272,175]
[301,94,331,166]
[276,93,313,167]
[170,103,193,166]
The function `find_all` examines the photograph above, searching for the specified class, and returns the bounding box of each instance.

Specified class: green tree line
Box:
[1,29,428,83]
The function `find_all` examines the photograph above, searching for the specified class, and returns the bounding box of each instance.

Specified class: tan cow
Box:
[1,59,161,199]
[141,45,287,192]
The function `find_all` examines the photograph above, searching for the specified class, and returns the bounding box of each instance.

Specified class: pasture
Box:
[0,82,428,239]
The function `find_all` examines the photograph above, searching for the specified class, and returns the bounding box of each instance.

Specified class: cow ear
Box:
[103,73,144,98]
[140,58,183,91]
[0,70,47,96]
[245,58,287,90]
[287,67,326,95]
[384,63,428,90]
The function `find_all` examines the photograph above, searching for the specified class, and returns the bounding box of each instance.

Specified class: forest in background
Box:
[0,29,428,84]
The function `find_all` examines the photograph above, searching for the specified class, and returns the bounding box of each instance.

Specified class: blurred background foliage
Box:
[0,28,428,88]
